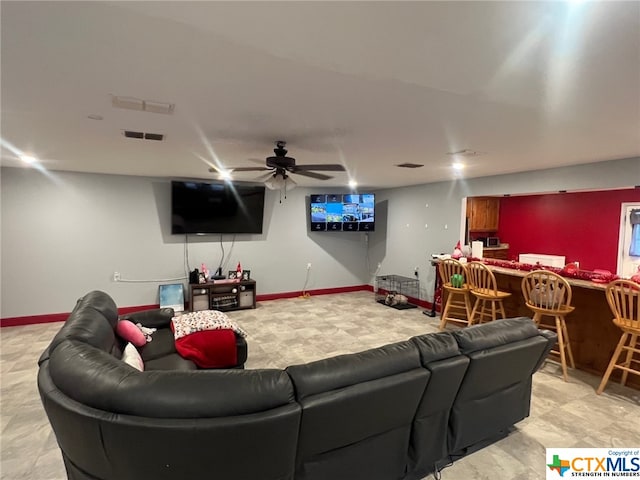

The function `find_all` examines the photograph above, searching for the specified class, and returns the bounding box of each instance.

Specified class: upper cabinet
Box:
[467,197,500,232]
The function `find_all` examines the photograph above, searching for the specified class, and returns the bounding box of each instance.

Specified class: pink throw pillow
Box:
[116,320,146,347]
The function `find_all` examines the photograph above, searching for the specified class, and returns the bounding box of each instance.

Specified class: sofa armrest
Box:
[121,308,175,329]
[533,329,558,372]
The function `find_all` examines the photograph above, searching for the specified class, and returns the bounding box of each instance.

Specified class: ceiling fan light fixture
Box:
[265,173,296,191]
[264,175,283,191]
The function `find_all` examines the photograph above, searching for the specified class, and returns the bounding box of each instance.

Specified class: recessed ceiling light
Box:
[349,180,358,188]
[219,170,232,180]
[19,155,37,164]
[452,162,465,170]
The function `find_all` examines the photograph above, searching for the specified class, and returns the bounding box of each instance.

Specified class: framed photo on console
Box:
[241,270,251,281]
[159,284,185,312]
[228,271,237,280]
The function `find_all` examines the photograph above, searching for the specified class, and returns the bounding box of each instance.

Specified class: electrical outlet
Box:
[307,263,312,270]
[414,266,419,278]
[113,272,121,282]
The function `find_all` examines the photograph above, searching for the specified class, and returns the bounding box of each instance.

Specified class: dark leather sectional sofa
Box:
[38,290,556,480]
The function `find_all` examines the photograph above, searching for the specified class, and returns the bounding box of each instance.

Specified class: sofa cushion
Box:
[286,340,422,401]
[138,328,176,361]
[121,307,174,329]
[121,343,144,371]
[452,317,539,353]
[116,320,146,347]
[411,331,460,364]
[287,341,428,480]
[447,321,551,454]
[144,353,197,371]
[49,339,296,418]
[48,290,119,356]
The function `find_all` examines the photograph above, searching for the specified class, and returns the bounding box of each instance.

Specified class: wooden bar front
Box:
[488,266,639,390]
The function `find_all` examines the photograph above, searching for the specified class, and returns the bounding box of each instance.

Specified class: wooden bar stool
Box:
[521,270,575,382]
[596,279,640,394]
[466,262,511,325]
[438,259,472,330]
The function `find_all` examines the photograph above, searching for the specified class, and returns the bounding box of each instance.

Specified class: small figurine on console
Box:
[199,263,209,283]
[452,241,463,260]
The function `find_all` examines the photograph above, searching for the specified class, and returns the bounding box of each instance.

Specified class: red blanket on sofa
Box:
[174,328,237,368]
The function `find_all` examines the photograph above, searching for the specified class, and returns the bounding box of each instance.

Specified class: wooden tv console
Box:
[189,280,256,312]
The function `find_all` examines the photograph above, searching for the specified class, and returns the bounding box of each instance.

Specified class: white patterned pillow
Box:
[121,342,144,371]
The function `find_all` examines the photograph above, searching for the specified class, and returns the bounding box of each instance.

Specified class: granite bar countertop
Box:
[486,264,607,291]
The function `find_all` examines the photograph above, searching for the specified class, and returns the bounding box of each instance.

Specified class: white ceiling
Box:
[1,1,639,189]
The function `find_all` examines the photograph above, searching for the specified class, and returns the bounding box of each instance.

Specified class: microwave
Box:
[486,237,500,247]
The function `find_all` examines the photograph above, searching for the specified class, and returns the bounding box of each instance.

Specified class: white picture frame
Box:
[159,283,185,312]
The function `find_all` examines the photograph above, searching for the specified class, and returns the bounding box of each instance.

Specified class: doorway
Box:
[617,203,640,277]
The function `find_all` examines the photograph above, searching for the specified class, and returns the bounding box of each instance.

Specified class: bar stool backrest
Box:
[606,279,640,329]
[466,262,498,295]
[521,270,572,311]
[439,259,467,288]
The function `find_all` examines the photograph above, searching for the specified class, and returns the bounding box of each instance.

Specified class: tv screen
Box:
[310,194,375,232]
[171,181,265,234]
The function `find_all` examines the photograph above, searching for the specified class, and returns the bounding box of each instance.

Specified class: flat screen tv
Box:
[310,194,375,232]
[171,181,265,234]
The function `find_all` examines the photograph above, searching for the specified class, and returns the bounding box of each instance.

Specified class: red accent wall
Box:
[498,189,640,272]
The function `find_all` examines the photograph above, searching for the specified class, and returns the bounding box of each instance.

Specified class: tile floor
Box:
[1,291,638,479]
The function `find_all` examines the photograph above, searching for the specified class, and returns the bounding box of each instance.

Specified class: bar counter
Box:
[485,265,639,390]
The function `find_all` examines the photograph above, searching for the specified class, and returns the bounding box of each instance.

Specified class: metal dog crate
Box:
[375,274,419,309]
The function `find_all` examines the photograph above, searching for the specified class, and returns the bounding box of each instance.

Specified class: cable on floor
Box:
[300,266,311,298]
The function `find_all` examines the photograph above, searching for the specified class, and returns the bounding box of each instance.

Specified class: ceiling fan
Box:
[209,140,346,185]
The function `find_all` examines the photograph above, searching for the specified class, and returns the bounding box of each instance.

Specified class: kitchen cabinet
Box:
[467,197,500,232]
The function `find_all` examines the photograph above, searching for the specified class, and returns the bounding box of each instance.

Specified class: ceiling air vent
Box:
[396,163,424,168]
[122,130,165,141]
[144,133,164,141]
[112,96,174,115]
[123,130,144,139]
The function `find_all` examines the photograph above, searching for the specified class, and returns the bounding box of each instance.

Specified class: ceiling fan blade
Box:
[292,170,333,180]
[209,166,270,173]
[292,164,346,172]
[229,167,271,172]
